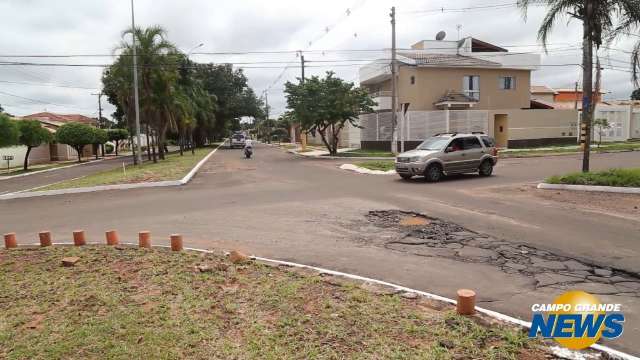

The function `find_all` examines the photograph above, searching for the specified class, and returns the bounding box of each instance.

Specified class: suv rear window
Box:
[480,136,495,148]
[232,135,244,141]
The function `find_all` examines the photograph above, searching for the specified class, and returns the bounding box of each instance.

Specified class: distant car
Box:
[230,134,246,149]
[395,133,498,182]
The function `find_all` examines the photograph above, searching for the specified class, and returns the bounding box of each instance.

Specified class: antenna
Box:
[436,31,447,41]
[456,24,462,40]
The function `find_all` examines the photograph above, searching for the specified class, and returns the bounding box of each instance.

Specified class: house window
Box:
[463,75,480,100]
[410,76,416,85]
[499,76,516,90]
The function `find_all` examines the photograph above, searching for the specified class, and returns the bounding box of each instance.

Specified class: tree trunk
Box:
[145,124,152,161]
[190,129,195,154]
[151,131,157,163]
[23,146,32,171]
[581,0,594,173]
[94,144,99,160]
[317,128,334,156]
[101,144,105,158]
[179,130,184,156]
[76,146,83,163]
[115,140,119,156]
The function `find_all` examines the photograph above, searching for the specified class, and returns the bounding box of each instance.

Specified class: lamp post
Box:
[186,43,204,57]
[130,0,142,166]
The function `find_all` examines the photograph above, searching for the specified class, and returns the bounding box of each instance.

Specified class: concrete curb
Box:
[537,182,640,194]
[0,158,110,181]
[340,163,396,175]
[7,241,636,360]
[0,143,224,201]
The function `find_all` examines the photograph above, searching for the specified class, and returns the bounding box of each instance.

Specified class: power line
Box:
[0,90,95,112]
[0,79,97,90]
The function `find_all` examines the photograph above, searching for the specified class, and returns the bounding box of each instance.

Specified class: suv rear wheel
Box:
[479,159,494,177]
[424,163,443,182]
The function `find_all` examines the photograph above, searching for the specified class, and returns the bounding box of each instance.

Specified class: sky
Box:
[0,0,638,120]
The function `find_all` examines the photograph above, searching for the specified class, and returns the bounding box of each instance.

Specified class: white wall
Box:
[0,144,49,168]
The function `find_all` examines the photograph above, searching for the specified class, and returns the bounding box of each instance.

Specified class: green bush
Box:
[105,143,115,154]
[0,114,19,148]
[546,168,640,187]
[56,123,96,162]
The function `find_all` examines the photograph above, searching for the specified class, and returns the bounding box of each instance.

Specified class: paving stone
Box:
[61,257,80,267]
[594,268,613,277]
[608,276,631,283]
[587,276,611,283]
[445,243,463,250]
[535,273,581,287]
[564,260,592,271]
[456,247,496,259]
[531,259,566,270]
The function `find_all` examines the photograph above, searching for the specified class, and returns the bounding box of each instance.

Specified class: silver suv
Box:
[395,133,498,182]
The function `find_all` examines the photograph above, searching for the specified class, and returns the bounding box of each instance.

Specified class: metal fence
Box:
[359,110,489,142]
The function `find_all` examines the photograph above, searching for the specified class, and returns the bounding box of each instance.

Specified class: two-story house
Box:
[358,36,579,149]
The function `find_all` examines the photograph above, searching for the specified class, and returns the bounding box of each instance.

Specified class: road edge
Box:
[0,142,224,201]
[537,182,640,194]
[0,158,112,181]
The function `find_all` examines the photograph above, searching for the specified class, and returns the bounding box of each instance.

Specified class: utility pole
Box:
[390,6,398,154]
[574,81,579,110]
[131,0,142,166]
[581,0,594,173]
[92,91,104,127]
[299,51,307,151]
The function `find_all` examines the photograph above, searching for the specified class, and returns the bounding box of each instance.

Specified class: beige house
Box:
[358,37,579,149]
[1,112,97,168]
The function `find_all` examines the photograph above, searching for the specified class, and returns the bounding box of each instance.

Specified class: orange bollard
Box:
[73,230,86,246]
[456,289,477,315]
[4,233,17,249]
[39,231,52,247]
[170,234,183,252]
[138,231,151,248]
[105,230,119,246]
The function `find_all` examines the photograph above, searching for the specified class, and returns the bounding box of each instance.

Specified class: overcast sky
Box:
[0,0,637,119]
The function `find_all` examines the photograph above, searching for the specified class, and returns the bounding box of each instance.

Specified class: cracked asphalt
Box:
[1,144,639,355]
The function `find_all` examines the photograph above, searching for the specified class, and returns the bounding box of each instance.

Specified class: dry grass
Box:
[0,246,549,359]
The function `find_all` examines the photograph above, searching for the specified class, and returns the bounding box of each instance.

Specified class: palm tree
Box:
[518,0,640,172]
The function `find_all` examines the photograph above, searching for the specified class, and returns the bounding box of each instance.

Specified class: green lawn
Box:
[0,246,547,359]
[502,141,640,158]
[355,160,395,172]
[35,148,213,191]
[546,168,640,187]
[332,149,395,158]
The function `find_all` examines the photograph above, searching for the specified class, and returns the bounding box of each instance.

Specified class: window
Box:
[462,137,483,150]
[410,76,416,85]
[480,136,495,148]
[463,75,480,100]
[499,76,516,90]
[447,138,465,152]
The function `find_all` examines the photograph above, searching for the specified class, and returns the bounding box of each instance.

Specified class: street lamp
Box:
[187,43,204,57]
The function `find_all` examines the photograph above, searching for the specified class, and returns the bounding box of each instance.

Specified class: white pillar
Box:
[445,108,451,133]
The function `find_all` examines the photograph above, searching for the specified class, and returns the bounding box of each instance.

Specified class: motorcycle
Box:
[244,146,253,159]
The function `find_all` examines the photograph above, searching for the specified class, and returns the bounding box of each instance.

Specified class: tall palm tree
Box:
[518,0,640,172]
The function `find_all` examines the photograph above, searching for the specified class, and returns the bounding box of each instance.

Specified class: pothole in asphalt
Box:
[360,210,640,297]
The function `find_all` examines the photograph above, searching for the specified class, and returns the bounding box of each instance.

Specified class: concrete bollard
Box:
[105,230,119,246]
[138,231,151,248]
[170,234,183,252]
[39,231,52,247]
[456,289,477,315]
[4,233,17,249]
[73,230,86,246]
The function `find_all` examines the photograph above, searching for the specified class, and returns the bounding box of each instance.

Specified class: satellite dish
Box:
[436,31,447,41]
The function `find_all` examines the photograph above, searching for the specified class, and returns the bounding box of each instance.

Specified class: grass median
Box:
[546,168,640,187]
[0,246,549,359]
[502,141,640,158]
[34,147,213,191]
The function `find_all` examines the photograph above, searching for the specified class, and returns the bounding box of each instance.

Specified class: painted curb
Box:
[0,158,111,181]
[10,241,637,360]
[0,143,224,201]
[340,163,396,175]
[538,182,640,194]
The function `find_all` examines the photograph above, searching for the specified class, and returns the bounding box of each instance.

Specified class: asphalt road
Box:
[1,145,639,354]
[0,155,134,194]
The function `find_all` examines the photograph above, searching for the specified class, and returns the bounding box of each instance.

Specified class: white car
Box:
[230,134,246,149]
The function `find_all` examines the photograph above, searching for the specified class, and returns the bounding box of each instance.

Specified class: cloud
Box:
[0,0,637,118]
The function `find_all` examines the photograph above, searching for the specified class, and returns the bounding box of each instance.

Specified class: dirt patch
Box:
[360,210,640,296]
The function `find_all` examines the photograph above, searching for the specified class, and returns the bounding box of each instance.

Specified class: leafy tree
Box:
[285,72,374,155]
[92,128,109,160]
[108,128,129,156]
[0,114,19,148]
[518,0,640,172]
[593,118,610,147]
[17,120,52,170]
[632,88,640,100]
[56,123,96,162]
[0,103,4,113]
